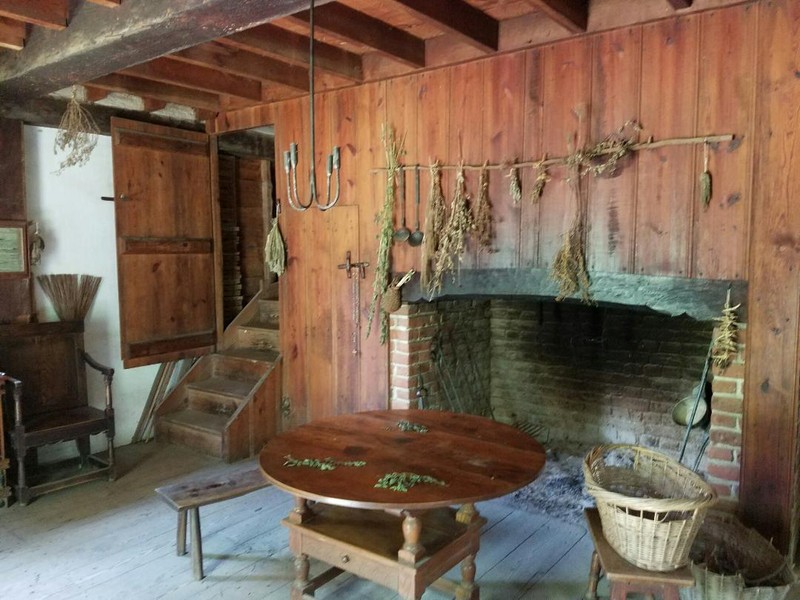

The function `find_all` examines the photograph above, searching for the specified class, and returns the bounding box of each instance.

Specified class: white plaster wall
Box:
[24,125,159,454]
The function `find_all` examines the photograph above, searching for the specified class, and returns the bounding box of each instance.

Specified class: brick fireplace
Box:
[389,297,745,505]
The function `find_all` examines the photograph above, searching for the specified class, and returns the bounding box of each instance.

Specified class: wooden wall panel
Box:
[587,27,642,274]
[741,0,800,554]
[519,49,544,269]
[692,6,755,280]
[355,81,388,413]
[537,39,593,269]
[635,17,700,277]
[480,52,526,269]
[0,119,25,221]
[277,97,310,427]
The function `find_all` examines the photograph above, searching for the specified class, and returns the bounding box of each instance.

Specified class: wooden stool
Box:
[584,509,695,600]
[155,459,269,580]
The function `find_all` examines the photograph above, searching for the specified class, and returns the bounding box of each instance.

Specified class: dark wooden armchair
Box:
[0,321,115,505]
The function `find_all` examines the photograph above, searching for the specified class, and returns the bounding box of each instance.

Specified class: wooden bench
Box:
[584,508,695,600]
[154,459,270,580]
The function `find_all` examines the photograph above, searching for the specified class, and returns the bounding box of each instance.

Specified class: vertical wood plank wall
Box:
[216,1,800,553]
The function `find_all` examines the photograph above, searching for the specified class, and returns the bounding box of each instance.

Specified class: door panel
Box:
[111,118,217,368]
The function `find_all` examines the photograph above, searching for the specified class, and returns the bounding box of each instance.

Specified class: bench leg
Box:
[177,509,188,556]
[190,507,204,580]
[585,550,601,600]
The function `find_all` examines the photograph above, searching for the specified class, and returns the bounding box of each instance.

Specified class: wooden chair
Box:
[0,321,115,505]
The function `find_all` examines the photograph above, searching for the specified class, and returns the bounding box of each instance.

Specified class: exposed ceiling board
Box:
[521,0,588,33]
[0,0,68,30]
[391,0,499,53]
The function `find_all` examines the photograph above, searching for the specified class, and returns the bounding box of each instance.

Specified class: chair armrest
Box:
[80,352,114,410]
[0,373,23,427]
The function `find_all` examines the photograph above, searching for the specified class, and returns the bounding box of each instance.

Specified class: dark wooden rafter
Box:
[667,0,693,8]
[0,16,25,50]
[87,73,222,112]
[289,3,426,68]
[171,42,309,92]
[522,0,588,33]
[82,85,109,102]
[0,0,338,103]
[220,24,363,82]
[121,57,262,102]
[0,0,67,30]
[391,0,498,53]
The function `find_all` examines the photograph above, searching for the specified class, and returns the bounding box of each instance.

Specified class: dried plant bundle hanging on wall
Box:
[38,274,102,321]
[551,161,591,303]
[700,142,712,208]
[367,125,404,343]
[530,157,550,204]
[54,88,100,174]
[421,161,447,294]
[265,207,286,276]
[429,164,473,298]
[507,162,522,205]
[711,289,739,370]
[474,163,493,251]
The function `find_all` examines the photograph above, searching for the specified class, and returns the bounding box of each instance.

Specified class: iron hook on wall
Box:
[283,0,341,212]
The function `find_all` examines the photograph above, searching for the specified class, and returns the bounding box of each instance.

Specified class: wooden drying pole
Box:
[370,133,735,172]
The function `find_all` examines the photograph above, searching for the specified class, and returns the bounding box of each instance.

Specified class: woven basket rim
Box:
[583,443,717,512]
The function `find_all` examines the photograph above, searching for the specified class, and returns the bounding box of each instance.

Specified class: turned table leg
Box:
[398,511,426,564]
[289,496,312,524]
[291,553,310,600]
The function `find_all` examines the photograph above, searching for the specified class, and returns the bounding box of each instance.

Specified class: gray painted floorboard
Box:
[0,443,594,599]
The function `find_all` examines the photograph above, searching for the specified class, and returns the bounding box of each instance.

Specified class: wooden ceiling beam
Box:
[220,24,363,82]
[667,0,693,8]
[87,73,222,112]
[0,0,337,102]
[0,0,67,30]
[171,42,309,92]
[86,0,122,6]
[522,0,588,33]
[290,3,426,68]
[0,16,25,50]
[119,57,262,102]
[391,0,498,53]
[82,85,110,103]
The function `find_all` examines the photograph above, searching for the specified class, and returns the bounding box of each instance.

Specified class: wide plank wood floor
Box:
[0,443,599,599]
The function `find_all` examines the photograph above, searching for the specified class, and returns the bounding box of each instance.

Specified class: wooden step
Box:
[186,375,256,416]
[156,409,227,458]
[237,323,280,352]
[218,347,279,364]
[258,298,280,323]
[211,351,276,379]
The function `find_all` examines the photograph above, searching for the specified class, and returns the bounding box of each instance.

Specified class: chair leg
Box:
[106,430,116,481]
[190,507,204,580]
[76,436,90,468]
[15,445,29,505]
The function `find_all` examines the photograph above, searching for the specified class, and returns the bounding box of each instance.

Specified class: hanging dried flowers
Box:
[551,162,592,303]
[367,124,404,343]
[711,289,740,370]
[265,203,286,276]
[582,120,641,178]
[420,162,447,294]
[473,163,493,251]
[530,157,550,204]
[54,87,100,174]
[429,164,473,298]
[507,162,522,205]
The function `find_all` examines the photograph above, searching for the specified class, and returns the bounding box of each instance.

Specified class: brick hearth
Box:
[389,299,745,504]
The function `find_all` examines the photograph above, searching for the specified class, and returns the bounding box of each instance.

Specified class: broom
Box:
[38,274,102,321]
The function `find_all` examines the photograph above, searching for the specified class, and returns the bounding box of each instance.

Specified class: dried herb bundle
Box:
[550,168,592,303]
[429,165,473,297]
[507,162,522,205]
[265,212,286,276]
[700,142,712,208]
[712,289,740,370]
[367,125,404,343]
[374,472,446,492]
[473,163,493,251]
[283,455,367,470]
[582,120,641,178]
[530,158,550,204]
[54,88,100,174]
[420,162,447,294]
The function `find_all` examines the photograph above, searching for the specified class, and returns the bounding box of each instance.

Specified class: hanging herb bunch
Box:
[530,157,550,204]
[551,154,592,303]
[420,161,447,294]
[711,289,740,370]
[507,161,522,205]
[54,87,100,174]
[265,202,286,276]
[473,163,493,251]
[367,124,404,344]
[429,164,473,298]
[582,120,642,178]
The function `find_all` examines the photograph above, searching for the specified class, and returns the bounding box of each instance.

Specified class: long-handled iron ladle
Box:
[408,167,424,247]
[393,169,410,243]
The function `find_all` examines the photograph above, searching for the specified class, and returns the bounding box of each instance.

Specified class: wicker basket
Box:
[583,444,717,571]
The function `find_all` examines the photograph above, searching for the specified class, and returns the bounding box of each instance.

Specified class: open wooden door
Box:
[110,118,219,368]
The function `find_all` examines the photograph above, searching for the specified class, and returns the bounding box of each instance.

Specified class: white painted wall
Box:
[24,125,159,454]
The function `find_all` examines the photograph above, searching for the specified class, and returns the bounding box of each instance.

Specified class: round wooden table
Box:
[260,409,545,600]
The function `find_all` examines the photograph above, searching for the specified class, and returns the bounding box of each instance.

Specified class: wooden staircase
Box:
[155,287,281,462]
